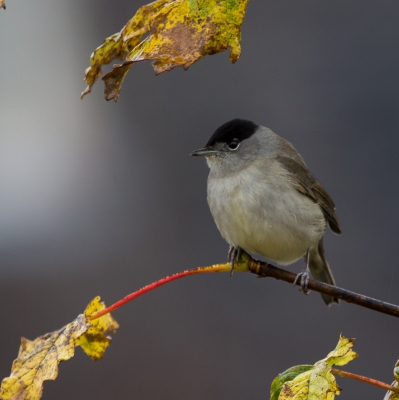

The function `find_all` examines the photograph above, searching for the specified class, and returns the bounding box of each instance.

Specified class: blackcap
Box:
[191,119,341,306]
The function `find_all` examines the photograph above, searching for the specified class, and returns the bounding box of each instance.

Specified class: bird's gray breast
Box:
[207,160,327,264]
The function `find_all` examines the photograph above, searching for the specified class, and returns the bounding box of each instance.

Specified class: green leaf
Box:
[270,365,313,400]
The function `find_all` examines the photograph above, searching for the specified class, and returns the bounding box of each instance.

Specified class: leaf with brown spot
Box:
[81,0,250,101]
[270,335,358,400]
[75,296,119,360]
[0,297,118,400]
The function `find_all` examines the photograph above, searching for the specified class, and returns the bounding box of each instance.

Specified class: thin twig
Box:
[91,263,232,319]
[332,368,399,394]
[247,257,399,318]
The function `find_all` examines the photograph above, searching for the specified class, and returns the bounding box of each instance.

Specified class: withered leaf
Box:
[81,0,250,101]
[0,297,118,400]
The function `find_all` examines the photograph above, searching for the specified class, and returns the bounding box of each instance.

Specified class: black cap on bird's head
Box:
[191,119,258,157]
[206,119,258,147]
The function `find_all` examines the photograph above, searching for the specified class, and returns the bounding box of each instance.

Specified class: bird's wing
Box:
[276,155,341,235]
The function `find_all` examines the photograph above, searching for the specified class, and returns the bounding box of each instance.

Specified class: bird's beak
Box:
[190,147,219,157]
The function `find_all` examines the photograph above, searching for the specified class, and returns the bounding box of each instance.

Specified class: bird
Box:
[191,118,341,305]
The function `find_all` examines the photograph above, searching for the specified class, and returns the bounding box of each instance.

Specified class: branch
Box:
[91,254,399,320]
[247,256,399,317]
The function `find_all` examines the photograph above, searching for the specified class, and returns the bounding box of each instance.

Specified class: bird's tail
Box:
[308,239,339,306]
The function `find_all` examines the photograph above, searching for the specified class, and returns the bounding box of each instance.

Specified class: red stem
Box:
[332,368,399,394]
[91,266,225,320]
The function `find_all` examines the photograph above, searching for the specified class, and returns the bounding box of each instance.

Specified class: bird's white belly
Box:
[207,168,326,264]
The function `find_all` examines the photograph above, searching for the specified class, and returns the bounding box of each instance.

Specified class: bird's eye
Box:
[228,139,240,150]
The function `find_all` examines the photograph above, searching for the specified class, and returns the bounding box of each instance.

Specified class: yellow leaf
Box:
[81,0,250,101]
[279,363,341,400]
[384,360,399,400]
[322,334,358,367]
[385,382,399,400]
[75,296,119,361]
[0,1,5,10]
[0,297,118,400]
[81,0,171,100]
[276,335,357,400]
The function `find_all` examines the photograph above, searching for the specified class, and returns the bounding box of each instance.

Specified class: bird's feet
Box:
[293,266,311,295]
[228,246,242,277]
[293,249,311,295]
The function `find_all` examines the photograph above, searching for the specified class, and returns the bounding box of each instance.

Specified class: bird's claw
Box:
[293,269,311,295]
[228,246,242,277]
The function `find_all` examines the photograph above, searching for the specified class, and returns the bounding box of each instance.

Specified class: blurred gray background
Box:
[1,1,399,399]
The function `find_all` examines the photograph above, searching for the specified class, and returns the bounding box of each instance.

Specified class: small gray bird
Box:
[191,119,341,306]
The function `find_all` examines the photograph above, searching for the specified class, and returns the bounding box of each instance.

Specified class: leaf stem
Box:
[331,368,399,394]
[90,262,245,319]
